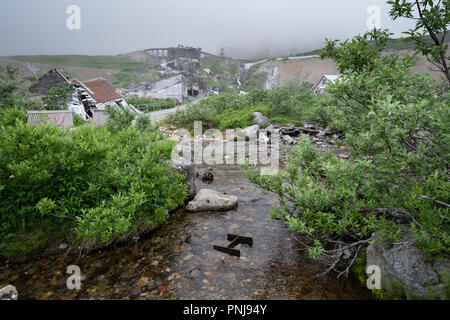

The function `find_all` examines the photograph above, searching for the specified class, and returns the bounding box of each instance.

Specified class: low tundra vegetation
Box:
[167,82,326,131]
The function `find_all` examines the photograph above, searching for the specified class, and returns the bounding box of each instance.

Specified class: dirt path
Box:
[149,98,203,123]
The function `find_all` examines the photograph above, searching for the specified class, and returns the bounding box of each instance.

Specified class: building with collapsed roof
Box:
[74,78,125,110]
[29,69,139,120]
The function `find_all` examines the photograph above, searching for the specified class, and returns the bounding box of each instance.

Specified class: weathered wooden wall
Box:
[27,110,73,129]
[93,110,109,128]
[28,69,70,95]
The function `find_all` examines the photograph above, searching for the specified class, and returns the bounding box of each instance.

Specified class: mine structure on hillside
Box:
[131,45,216,99]
[145,45,202,74]
[144,45,201,60]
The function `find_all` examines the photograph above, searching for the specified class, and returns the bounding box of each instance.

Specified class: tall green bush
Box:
[0,112,187,252]
[245,29,449,276]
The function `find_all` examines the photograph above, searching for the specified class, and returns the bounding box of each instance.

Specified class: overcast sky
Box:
[0,0,415,58]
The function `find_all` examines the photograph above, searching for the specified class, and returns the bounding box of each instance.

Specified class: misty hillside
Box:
[1,33,449,92]
[0,50,244,92]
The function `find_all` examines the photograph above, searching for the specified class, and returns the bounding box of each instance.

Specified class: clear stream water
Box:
[0,165,372,300]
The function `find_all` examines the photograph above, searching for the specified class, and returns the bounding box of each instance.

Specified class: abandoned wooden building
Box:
[77,79,126,110]
[29,69,139,120]
[28,68,72,95]
[313,75,340,95]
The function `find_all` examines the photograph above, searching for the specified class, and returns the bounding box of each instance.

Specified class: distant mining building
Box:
[144,45,207,97]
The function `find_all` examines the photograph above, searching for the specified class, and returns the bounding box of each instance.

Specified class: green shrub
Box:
[42,84,73,110]
[0,113,187,252]
[245,29,449,276]
[72,114,85,127]
[217,104,270,130]
[135,114,153,131]
[245,138,381,245]
[167,83,321,130]
[0,107,28,127]
[106,106,135,131]
[0,66,45,111]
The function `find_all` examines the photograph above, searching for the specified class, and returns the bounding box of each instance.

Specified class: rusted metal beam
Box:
[213,234,253,257]
[227,234,253,247]
[227,236,240,248]
[213,245,241,257]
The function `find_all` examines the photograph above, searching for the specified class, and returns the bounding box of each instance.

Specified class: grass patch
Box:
[8,55,150,72]
[0,228,52,260]
[270,115,303,127]
[126,97,177,113]
[113,71,160,88]
[217,104,270,130]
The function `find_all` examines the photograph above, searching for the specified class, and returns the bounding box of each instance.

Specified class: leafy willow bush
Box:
[245,139,380,257]
[0,106,28,127]
[0,112,187,252]
[245,29,449,276]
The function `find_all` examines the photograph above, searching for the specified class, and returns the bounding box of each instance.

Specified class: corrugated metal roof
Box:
[81,79,122,103]
[151,74,185,91]
[70,78,84,87]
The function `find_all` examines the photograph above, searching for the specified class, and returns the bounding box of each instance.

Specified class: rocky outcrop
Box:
[272,123,353,163]
[170,158,196,199]
[253,112,270,128]
[186,189,238,212]
[280,124,341,139]
[0,285,18,300]
[366,234,450,299]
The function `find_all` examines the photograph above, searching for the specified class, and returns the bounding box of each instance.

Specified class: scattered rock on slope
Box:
[253,112,270,128]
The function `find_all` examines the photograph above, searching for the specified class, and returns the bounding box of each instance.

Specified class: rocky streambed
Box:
[0,163,372,300]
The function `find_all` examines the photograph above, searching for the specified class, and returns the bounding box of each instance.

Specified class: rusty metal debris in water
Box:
[213,234,253,257]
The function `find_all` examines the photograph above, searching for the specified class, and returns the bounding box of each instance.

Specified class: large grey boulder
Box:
[186,189,238,212]
[170,158,196,199]
[0,285,18,300]
[253,112,270,128]
[366,234,449,299]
